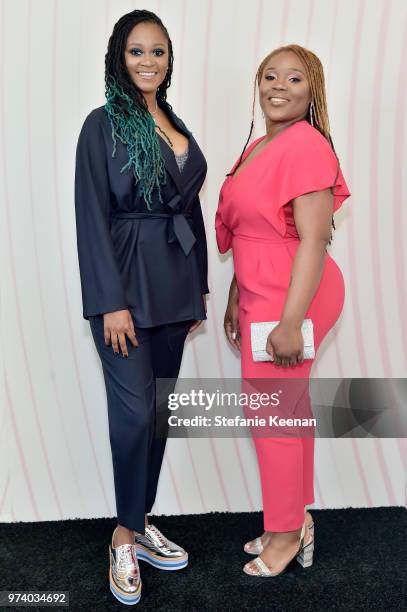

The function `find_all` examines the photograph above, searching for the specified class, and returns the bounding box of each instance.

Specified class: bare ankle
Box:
[270,529,301,546]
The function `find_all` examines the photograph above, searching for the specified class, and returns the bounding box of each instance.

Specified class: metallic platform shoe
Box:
[244,512,314,555]
[135,524,188,570]
[243,521,314,577]
[109,528,142,606]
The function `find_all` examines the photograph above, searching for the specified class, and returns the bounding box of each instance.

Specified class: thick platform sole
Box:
[109,567,142,605]
[136,544,188,570]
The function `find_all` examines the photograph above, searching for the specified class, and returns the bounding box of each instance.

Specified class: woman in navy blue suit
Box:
[74,9,209,605]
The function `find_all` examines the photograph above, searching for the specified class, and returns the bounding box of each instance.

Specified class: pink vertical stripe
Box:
[208,437,231,511]
[314,470,325,508]
[176,0,188,114]
[5,377,40,521]
[392,15,407,369]
[389,19,406,491]
[0,473,10,518]
[367,3,398,505]
[252,0,264,66]
[185,439,208,512]
[350,438,374,507]
[325,0,339,88]
[232,439,255,511]
[345,0,368,377]
[325,0,344,381]
[331,27,372,510]
[163,453,184,514]
[278,0,291,46]
[304,0,315,47]
[374,437,398,506]
[369,6,393,378]
[313,381,347,505]
[54,0,112,515]
[333,326,345,378]
[327,439,347,505]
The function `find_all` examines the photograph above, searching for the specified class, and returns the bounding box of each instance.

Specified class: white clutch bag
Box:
[250,319,315,362]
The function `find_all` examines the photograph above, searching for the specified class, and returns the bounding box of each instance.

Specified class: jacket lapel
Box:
[155,104,204,212]
[157,134,186,201]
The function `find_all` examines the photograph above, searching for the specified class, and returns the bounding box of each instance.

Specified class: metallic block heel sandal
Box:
[295,530,315,568]
[109,528,142,606]
[243,521,314,577]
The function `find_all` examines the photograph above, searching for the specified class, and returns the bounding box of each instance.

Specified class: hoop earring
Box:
[309,101,315,126]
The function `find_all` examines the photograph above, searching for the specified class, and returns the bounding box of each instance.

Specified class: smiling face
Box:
[258,50,312,127]
[124,21,169,96]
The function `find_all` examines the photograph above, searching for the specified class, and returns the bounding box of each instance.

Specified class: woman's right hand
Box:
[224,275,241,351]
[103,309,139,357]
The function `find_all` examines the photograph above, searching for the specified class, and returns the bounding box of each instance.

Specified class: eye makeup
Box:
[129,48,166,56]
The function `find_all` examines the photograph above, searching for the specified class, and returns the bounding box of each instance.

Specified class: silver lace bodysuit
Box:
[174,145,189,173]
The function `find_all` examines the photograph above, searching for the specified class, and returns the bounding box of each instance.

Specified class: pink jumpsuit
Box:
[215,120,350,531]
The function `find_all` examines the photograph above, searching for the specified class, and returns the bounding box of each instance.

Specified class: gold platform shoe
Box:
[109,527,142,605]
[135,524,188,570]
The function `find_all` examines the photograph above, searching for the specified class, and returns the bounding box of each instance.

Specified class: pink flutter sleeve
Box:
[215,191,233,253]
[272,127,351,236]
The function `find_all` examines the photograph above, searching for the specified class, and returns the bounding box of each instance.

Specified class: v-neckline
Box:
[154,104,191,165]
[230,120,306,181]
[156,131,190,158]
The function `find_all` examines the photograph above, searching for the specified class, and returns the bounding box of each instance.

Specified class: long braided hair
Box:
[104,9,174,209]
[229,44,339,242]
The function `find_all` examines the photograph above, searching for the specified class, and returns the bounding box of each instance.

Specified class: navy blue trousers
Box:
[89,315,191,534]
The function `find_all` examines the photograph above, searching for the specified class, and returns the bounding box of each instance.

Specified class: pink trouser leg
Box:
[240,319,318,533]
[252,427,315,531]
[254,436,305,532]
[245,371,315,532]
[302,435,315,506]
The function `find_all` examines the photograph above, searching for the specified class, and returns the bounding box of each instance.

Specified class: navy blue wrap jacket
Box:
[74,103,209,327]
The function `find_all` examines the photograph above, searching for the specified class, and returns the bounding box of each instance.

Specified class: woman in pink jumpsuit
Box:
[215,45,350,577]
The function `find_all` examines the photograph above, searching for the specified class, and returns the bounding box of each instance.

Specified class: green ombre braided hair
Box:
[104,9,174,209]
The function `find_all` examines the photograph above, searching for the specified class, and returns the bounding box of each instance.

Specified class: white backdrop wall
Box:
[2,0,407,523]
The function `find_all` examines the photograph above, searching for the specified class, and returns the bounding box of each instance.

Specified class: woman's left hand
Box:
[188,295,207,333]
[266,322,304,367]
